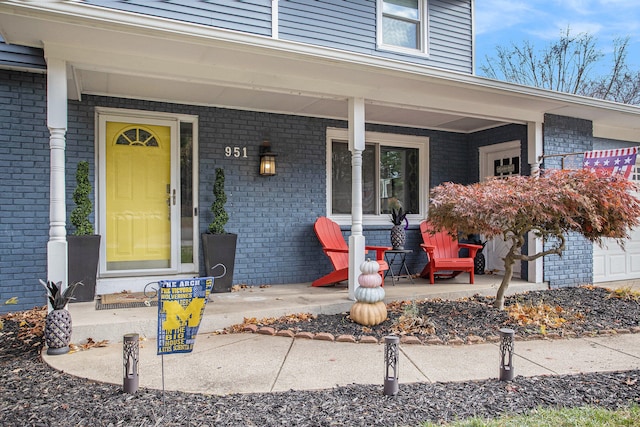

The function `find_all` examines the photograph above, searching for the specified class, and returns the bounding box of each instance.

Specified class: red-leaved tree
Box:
[428,169,640,309]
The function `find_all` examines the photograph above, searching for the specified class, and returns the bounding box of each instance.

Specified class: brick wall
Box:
[0,76,500,312]
[542,114,594,288]
[0,70,49,313]
[68,102,472,286]
[69,97,480,294]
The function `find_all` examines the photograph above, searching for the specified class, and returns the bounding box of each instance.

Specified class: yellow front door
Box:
[105,122,172,271]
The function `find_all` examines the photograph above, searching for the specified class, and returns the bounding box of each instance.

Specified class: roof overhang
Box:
[1,1,639,141]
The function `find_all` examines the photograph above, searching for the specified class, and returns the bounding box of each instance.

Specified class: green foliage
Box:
[39,279,83,310]
[421,404,640,426]
[208,168,229,234]
[402,299,420,318]
[70,161,94,236]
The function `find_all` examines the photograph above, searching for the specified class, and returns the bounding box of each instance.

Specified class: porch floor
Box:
[69,274,545,344]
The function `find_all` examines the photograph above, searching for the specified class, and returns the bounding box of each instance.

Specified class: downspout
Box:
[46,57,68,306]
[348,97,366,301]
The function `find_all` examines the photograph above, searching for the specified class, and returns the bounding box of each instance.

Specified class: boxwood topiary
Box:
[70,161,94,236]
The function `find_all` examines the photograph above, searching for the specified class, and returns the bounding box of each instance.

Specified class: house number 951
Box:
[225,146,248,158]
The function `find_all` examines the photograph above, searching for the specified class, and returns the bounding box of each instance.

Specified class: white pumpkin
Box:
[355,285,385,303]
[359,258,380,275]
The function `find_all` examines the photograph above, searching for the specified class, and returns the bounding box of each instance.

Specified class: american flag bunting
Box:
[583,147,638,179]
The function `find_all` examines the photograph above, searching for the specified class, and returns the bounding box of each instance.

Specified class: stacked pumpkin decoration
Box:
[350,258,387,326]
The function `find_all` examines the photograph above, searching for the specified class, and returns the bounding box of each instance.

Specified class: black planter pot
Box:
[68,235,101,302]
[201,233,237,293]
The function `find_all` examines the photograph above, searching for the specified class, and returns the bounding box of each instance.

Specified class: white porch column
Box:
[348,97,366,301]
[46,58,68,291]
[527,121,543,283]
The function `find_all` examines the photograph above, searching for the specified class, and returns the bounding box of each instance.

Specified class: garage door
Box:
[593,160,640,283]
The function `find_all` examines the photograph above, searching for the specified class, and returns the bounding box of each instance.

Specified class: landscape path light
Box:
[384,335,399,396]
[123,333,139,394]
[499,328,515,381]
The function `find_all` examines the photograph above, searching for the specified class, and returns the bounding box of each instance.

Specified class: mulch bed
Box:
[232,286,640,344]
[1,286,640,426]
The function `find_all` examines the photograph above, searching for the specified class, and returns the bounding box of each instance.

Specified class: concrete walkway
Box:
[42,276,640,396]
[43,330,640,396]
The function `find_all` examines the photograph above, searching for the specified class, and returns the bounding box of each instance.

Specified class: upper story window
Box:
[327,128,428,225]
[378,0,427,54]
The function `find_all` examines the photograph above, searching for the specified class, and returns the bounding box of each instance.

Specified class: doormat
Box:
[96,292,158,310]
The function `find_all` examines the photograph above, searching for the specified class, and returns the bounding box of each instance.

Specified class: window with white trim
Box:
[327,128,428,224]
[378,0,427,54]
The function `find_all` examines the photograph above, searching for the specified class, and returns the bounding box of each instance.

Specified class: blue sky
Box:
[474,0,640,76]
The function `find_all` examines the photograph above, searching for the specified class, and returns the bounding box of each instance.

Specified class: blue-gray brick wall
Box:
[593,137,637,151]
[542,114,594,288]
[8,70,610,311]
[1,76,482,311]
[0,69,609,313]
[67,98,473,287]
[0,69,49,313]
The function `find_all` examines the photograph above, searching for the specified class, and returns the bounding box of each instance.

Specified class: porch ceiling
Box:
[1,2,640,140]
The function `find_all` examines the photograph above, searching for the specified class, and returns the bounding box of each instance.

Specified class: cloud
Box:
[474,0,540,35]
[477,0,640,43]
[554,0,593,16]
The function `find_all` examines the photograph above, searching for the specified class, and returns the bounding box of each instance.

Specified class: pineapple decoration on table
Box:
[350,258,387,326]
[390,207,408,249]
[40,279,82,355]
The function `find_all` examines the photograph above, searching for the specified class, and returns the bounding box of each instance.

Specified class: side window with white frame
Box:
[632,157,640,184]
[378,0,428,54]
[327,128,428,224]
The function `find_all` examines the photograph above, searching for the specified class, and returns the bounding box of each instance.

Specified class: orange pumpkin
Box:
[350,301,387,326]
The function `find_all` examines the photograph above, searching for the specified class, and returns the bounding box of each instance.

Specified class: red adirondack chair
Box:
[312,217,391,287]
[419,221,482,284]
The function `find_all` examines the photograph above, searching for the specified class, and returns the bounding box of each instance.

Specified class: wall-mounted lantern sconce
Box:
[259,138,277,176]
